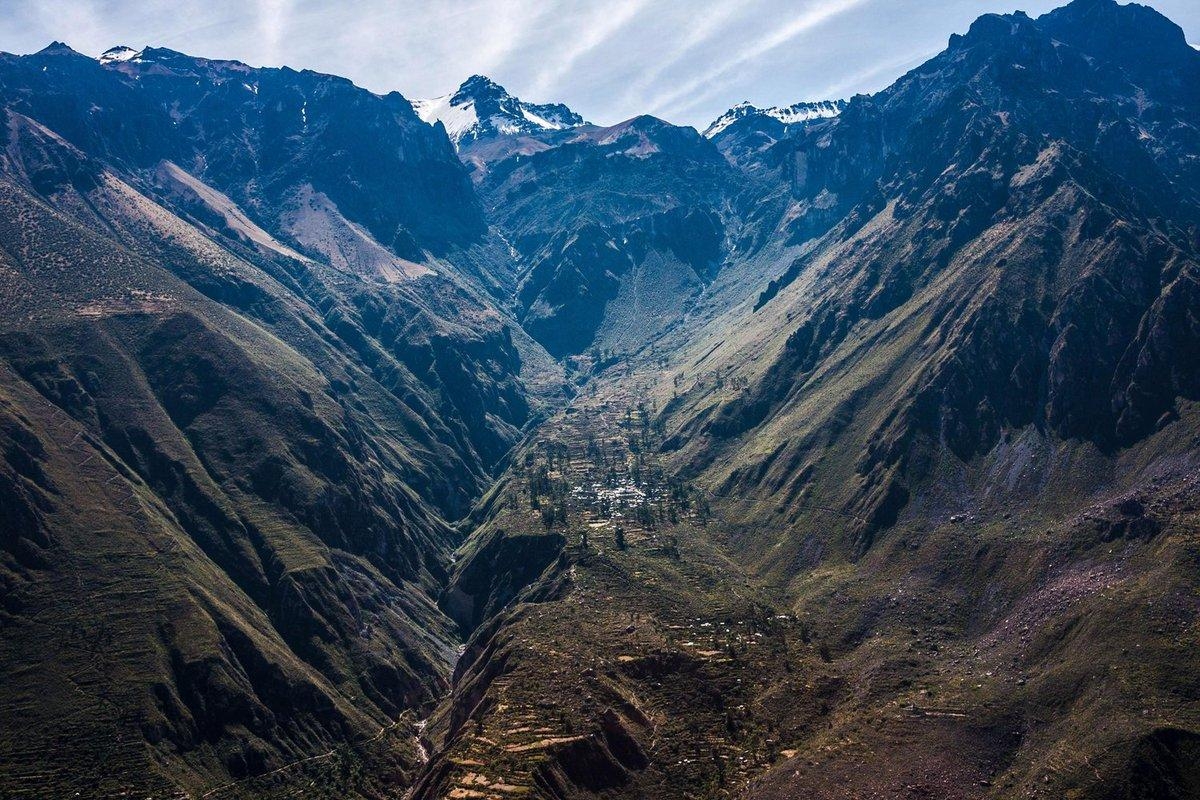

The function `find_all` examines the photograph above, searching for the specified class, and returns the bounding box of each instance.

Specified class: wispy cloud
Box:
[255,0,291,65]
[525,0,650,99]
[644,0,871,120]
[615,0,754,110]
[458,0,551,81]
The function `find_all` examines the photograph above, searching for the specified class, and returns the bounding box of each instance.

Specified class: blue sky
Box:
[3,0,1197,129]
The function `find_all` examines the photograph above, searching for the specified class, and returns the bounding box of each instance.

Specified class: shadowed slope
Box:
[0,46,560,798]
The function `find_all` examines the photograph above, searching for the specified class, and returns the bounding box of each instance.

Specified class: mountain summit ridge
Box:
[412,74,587,148]
[702,98,847,138]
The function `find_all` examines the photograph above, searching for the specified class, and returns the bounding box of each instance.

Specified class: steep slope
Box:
[5,43,487,263]
[473,116,742,359]
[627,4,1200,793]
[661,0,1200,553]
[0,159,447,798]
[0,44,561,799]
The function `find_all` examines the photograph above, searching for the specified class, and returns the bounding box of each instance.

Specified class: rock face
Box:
[474,115,738,358]
[6,44,488,259]
[703,99,847,172]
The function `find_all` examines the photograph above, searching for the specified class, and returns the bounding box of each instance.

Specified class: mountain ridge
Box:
[702,98,848,138]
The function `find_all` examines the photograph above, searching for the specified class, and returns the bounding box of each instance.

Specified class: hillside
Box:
[0,43,559,799]
[471,115,742,360]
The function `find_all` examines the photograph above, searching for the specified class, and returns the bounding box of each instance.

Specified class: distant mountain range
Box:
[412,73,848,147]
[3,2,1200,799]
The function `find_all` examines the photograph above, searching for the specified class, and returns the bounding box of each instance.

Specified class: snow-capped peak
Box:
[413,75,586,149]
[99,45,141,65]
[703,98,847,138]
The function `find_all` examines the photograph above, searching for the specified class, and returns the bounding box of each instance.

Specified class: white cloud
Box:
[615,0,753,110]
[524,0,650,99]
[256,0,291,65]
[644,0,871,121]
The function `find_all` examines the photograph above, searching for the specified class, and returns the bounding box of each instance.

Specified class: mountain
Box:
[409,2,1200,799]
[703,98,847,138]
[629,2,1200,793]
[32,44,491,262]
[473,115,740,359]
[703,98,847,178]
[412,75,586,149]
[5,2,1200,799]
[666,0,1200,538]
[0,41,560,799]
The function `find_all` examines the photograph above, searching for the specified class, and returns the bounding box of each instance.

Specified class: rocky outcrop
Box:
[477,116,736,357]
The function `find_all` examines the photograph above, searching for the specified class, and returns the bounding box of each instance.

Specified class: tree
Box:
[614,525,627,551]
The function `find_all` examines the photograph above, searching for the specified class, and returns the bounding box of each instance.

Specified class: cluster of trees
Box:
[521,462,570,528]
[515,401,712,540]
[586,346,633,375]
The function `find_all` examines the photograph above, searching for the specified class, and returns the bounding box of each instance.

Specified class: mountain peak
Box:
[457,74,504,95]
[1037,0,1195,61]
[35,41,83,57]
[703,98,847,138]
[957,9,1037,45]
[413,75,586,149]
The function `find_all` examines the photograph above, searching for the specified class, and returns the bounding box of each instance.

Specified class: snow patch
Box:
[519,107,570,131]
[703,99,847,138]
[412,75,584,149]
[412,94,480,143]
